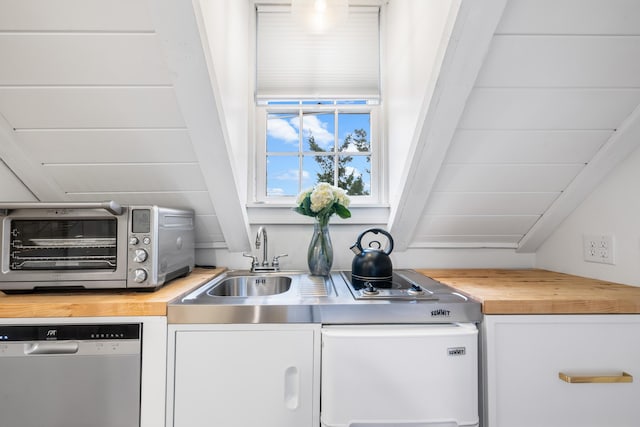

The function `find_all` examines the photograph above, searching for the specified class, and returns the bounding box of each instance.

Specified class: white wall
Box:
[536,146,640,286]
[196,224,535,271]
[193,0,535,272]
[198,0,251,201]
[384,0,460,205]
[0,160,35,201]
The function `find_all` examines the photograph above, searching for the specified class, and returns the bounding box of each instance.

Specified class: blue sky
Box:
[266,112,370,196]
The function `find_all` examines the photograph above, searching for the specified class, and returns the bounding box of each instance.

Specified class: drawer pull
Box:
[559,372,633,384]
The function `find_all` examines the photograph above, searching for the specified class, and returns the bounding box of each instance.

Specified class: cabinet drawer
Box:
[484,315,640,427]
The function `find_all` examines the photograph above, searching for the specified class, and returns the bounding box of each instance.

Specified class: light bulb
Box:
[292,0,348,34]
[315,0,327,13]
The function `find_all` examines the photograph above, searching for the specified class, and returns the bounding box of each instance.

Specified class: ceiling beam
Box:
[150,0,251,252]
[517,103,640,253]
[388,0,508,251]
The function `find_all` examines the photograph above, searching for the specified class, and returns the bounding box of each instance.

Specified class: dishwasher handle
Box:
[25,342,80,355]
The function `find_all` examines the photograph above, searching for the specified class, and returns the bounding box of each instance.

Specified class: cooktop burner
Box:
[341,270,455,300]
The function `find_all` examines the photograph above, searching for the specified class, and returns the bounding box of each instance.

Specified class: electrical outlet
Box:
[583,234,615,264]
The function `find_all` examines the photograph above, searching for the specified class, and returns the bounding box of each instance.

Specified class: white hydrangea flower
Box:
[310,183,335,212]
[294,183,351,222]
[296,188,312,205]
[332,186,350,207]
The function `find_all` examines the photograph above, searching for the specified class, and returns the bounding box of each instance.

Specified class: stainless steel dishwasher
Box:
[0,323,141,427]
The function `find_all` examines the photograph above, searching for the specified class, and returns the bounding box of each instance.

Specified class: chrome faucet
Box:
[243,226,287,272]
[256,226,269,267]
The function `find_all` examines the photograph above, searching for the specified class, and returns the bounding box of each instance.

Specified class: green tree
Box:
[307,129,370,196]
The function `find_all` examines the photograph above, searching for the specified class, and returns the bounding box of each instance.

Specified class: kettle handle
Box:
[355,228,394,255]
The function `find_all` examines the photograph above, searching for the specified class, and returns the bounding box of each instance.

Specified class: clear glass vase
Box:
[307,219,333,276]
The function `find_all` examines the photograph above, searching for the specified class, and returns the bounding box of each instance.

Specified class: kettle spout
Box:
[350,243,362,255]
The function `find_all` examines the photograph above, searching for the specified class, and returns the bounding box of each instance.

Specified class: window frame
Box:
[252,101,384,206]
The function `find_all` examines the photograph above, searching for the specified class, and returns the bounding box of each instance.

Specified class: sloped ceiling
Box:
[0,0,250,251]
[0,0,639,257]
[389,0,640,252]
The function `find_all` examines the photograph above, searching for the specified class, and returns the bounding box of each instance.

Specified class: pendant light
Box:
[291,0,349,34]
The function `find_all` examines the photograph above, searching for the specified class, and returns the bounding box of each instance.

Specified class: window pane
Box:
[339,113,370,152]
[302,154,334,189]
[337,100,368,105]
[303,113,335,153]
[267,101,300,105]
[339,155,370,196]
[267,155,300,196]
[302,100,334,105]
[267,113,299,152]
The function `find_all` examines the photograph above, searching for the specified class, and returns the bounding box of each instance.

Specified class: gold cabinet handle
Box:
[559,372,633,384]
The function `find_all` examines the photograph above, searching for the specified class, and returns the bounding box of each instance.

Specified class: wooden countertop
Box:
[2,267,638,318]
[417,269,640,315]
[0,268,224,318]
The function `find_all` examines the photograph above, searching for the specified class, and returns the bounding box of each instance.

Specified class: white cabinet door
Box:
[170,325,318,427]
[484,315,640,427]
[322,324,479,427]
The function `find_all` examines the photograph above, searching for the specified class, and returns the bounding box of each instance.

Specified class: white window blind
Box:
[256,5,380,101]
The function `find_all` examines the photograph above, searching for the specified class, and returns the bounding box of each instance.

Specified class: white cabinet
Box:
[483,315,640,427]
[167,324,320,427]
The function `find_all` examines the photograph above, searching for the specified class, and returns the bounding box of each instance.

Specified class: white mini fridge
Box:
[321,324,479,427]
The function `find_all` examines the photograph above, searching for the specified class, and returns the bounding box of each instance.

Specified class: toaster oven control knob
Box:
[133,269,147,283]
[129,236,139,245]
[133,249,148,263]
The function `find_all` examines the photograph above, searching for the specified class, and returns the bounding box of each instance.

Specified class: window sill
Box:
[246,203,390,225]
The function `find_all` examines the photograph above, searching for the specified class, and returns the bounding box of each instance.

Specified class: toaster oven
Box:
[0,201,195,291]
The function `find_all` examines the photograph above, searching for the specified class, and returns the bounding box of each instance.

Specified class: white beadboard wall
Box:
[536,145,640,286]
[0,161,35,201]
[0,0,227,247]
[384,0,460,206]
[414,0,640,250]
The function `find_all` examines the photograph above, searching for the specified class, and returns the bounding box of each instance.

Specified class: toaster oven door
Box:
[9,218,118,271]
[0,211,129,289]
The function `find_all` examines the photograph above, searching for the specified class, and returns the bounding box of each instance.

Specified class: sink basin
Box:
[206,275,292,297]
[176,270,334,309]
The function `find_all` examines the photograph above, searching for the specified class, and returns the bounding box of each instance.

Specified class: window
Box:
[260,100,376,199]
[252,3,383,205]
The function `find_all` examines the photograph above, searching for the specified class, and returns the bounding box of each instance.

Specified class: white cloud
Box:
[342,142,360,152]
[344,166,361,178]
[274,169,309,181]
[298,115,334,149]
[267,187,286,196]
[267,114,335,151]
[267,118,298,144]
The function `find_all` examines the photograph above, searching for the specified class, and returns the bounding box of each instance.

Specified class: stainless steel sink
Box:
[206,275,292,297]
[177,270,333,304]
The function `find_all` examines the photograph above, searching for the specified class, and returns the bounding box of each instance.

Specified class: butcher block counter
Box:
[418,268,640,314]
[0,267,224,318]
[1,267,639,318]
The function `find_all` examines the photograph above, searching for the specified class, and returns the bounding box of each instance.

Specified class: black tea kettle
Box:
[350,228,394,289]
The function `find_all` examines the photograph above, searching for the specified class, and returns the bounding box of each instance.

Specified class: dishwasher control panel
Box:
[0,324,140,341]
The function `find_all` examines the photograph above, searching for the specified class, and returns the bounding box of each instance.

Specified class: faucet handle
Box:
[272,253,288,269]
[242,252,259,269]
